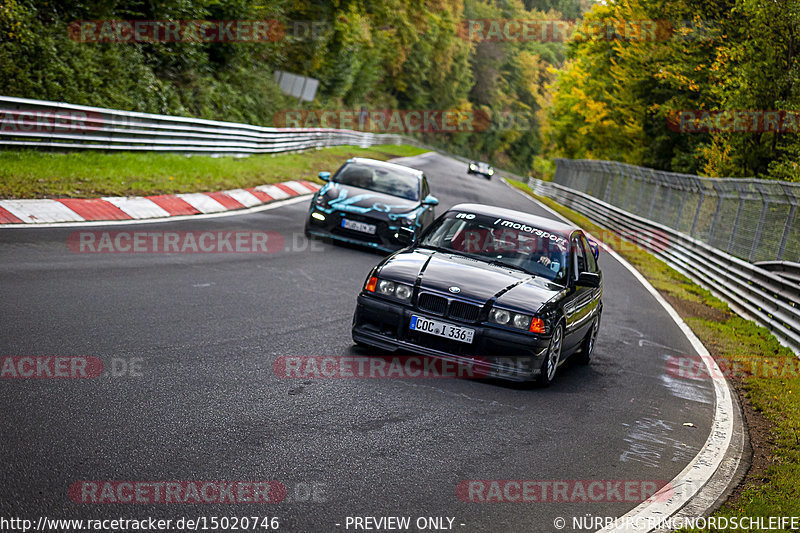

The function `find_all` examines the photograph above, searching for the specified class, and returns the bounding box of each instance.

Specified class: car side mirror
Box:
[319,171,331,181]
[588,239,599,260]
[577,272,601,288]
[422,194,439,206]
[395,227,415,245]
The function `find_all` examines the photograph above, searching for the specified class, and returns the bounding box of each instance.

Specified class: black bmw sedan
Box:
[352,203,603,385]
[305,157,439,252]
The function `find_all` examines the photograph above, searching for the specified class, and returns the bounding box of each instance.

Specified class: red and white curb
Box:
[0,181,320,225]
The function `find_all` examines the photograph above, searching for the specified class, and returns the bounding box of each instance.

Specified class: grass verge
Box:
[506,178,800,526]
[0,145,428,199]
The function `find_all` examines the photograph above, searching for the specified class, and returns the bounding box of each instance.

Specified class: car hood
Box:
[317,182,420,217]
[379,249,564,312]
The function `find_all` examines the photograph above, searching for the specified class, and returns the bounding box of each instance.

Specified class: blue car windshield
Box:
[333,163,420,201]
[420,213,570,283]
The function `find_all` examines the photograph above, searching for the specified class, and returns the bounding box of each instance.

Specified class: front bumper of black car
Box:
[306,207,409,252]
[352,293,551,382]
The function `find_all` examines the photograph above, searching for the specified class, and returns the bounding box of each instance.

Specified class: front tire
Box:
[576,313,600,366]
[537,324,563,387]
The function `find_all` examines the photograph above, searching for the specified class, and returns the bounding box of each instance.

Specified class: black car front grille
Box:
[448,301,481,322]
[417,293,448,315]
[415,292,483,323]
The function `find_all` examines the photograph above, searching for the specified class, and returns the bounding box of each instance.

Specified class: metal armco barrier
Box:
[530,178,800,355]
[0,96,410,154]
[754,262,800,285]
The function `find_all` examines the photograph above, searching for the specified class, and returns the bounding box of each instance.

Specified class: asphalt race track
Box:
[0,153,716,532]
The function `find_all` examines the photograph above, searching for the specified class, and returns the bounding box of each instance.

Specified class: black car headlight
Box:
[490,308,530,329]
[489,307,545,333]
[366,277,413,302]
[314,194,328,207]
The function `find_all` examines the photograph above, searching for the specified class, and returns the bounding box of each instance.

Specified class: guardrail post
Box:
[635,168,648,214]
[553,159,564,183]
[647,175,659,220]
[602,162,614,202]
[707,182,724,244]
[661,182,673,225]
[675,184,688,228]
[690,191,705,237]
[621,164,633,208]
[777,204,797,261]
[749,184,770,262]
[727,197,745,254]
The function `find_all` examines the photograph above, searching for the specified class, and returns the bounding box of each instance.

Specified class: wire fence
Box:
[530,178,800,354]
[553,159,800,263]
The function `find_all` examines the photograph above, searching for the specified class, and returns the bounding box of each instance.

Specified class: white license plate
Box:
[410,315,475,344]
[342,219,376,234]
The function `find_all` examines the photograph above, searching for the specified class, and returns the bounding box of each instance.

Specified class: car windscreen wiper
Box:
[417,244,452,254]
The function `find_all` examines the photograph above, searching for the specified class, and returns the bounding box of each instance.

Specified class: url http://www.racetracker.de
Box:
[0,516,283,532]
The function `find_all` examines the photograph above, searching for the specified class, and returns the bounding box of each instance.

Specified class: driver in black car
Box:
[536,239,568,278]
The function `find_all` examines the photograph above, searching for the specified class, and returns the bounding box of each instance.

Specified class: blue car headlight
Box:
[391,213,417,226]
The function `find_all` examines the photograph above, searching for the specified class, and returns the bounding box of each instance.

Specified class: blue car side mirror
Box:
[422,194,439,206]
[319,171,331,181]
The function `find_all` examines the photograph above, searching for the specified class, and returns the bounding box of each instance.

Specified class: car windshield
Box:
[419,212,570,283]
[333,162,420,201]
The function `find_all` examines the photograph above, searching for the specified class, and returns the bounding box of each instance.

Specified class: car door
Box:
[562,233,594,351]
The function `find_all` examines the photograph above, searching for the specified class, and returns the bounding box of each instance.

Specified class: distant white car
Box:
[468,161,494,179]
